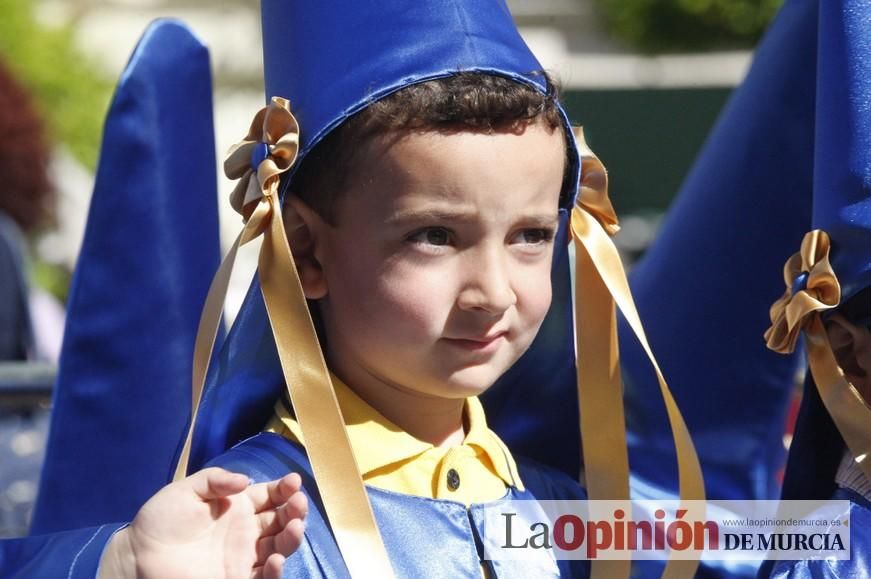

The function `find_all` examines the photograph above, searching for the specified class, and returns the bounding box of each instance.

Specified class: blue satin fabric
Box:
[0,523,125,578]
[261,0,579,193]
[812,0,871,304]
[30,20,222,533]
[188,0,584,476]
[618,0,817,508]
[208,432,590,578]
[764,489,871,578]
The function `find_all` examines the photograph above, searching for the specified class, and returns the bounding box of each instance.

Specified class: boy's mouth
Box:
[442,331,507,353]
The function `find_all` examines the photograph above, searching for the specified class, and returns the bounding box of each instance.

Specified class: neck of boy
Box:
[339,371,468,448]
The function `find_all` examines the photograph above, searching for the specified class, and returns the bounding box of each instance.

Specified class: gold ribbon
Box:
[765,229,871,483]
[174,97,395,578]
[571,127,705,579]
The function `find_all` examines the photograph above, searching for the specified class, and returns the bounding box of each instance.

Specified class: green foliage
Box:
[594,0,784,52]
[0,0,112,169]
[30,258,71,303]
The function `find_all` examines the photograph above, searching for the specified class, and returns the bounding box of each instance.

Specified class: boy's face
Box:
[298,119,565,402]
[826,313,871,401]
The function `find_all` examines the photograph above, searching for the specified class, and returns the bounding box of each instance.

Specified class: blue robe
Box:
[1,432,590,578]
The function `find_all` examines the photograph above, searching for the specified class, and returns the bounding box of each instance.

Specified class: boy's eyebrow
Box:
[518,214,561,228]
[384,207,560,227]
[384,207,478,225]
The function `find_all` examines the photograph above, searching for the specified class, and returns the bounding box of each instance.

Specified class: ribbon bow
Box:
[765,230,841,354]
[573,127,620,236]
[224,97,300,240]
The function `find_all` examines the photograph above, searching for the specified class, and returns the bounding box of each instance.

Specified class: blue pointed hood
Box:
[779,0,871,500]
[31,20,221,533]
[810,0,871,304]
[260,0,571,178]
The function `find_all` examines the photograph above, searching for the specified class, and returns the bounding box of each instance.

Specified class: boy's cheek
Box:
[344,279,448,342]
[519,278,553,322]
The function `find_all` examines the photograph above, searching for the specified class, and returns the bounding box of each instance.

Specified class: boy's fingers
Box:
[282,490,308,523]
[275,518,305,555]
[250,553,286,579]
[264,553,287,579]
[257,491,308,536]
[255,517,305,565]
[257,509,279,536]
[255,535,276,566]
[269,472,302,506]
[248,472,303,512]
[187,467,249,500]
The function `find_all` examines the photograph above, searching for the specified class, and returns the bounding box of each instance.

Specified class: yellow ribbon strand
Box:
[571,128,705,579]
[572,129,632,579]
[174,98,395,578]
[260,193,395,578]
[765,229,871,484]
[173,230,242,482]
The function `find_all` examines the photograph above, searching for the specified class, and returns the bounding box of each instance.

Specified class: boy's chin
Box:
[438,364,509,398]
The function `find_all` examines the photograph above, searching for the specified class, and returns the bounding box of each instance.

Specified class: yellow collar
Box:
[270,374,523,491]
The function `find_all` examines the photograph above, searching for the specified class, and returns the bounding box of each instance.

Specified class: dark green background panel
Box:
[563,88,733,214]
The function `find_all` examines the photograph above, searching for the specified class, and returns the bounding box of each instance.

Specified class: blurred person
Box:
[758,0,871,575]
[0,58,54,361]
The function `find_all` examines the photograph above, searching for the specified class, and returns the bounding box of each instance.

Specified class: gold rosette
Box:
[765,229,871,486]
[224,97,299,222]
[764,230,841,353]
[569,127,704,579]
[575,127,620,236]
[175,98,395,578]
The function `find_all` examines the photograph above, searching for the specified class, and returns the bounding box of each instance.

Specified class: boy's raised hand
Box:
[99,468,307,579]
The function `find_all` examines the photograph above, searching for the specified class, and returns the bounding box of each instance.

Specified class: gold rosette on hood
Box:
[224,97,300,239]
[765,230,841,353]
[575,127,620,236]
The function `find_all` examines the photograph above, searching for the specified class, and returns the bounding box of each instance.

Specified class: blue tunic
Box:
[209,433,590,578]
[1,432,590,578]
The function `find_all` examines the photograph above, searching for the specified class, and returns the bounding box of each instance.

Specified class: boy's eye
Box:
[513,228,553,245]
[408,227,452,246]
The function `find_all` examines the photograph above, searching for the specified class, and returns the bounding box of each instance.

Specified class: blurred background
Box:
[0,0,782,537]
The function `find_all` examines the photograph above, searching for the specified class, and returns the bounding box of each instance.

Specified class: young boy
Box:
[5,1,703,577]
[103,70,589,579]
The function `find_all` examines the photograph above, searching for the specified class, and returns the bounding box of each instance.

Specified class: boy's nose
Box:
[456,252,517,315]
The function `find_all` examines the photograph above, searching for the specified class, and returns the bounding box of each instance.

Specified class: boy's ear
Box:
[283,197,328,299]
[825,313,871,393]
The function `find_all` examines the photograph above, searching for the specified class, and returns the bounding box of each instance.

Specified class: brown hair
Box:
[289,72,565,223]
[0,59,54,232]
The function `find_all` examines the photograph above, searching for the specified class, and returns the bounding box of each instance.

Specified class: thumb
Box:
[187,467,250,500]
